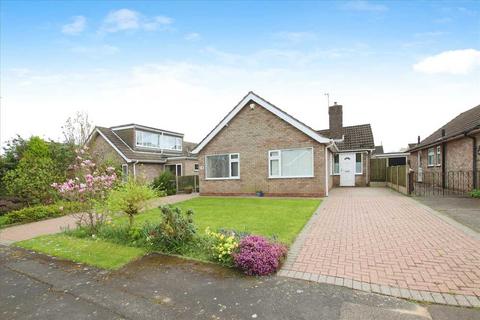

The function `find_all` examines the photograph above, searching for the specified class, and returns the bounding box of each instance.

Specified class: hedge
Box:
[4,202,88,225]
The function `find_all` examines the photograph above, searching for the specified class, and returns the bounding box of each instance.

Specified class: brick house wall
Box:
[197,102,328,197]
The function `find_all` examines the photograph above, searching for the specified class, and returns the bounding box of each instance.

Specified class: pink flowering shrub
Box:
[51,146,117,231]
[233,235,288,276]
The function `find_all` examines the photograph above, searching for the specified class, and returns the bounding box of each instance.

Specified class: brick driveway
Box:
[281,188,480,303]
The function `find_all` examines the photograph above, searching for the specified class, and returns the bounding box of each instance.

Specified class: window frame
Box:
[268,147,314,179]
[436,146,442,167]
[194,163,199,172]
[331,153,340,175]
[427,147,435,167]
[355,152,363,175]
[204,153,240,180]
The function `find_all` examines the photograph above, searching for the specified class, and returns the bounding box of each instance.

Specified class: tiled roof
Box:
[411,104,480,151]
[95,127,197,163]
[317,124,375,151]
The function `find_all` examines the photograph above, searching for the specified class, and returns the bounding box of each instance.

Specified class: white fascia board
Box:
[192,92,330,154]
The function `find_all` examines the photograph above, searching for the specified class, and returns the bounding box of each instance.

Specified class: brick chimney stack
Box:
[329,102,343,139]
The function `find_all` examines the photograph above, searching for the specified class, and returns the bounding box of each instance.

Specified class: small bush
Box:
[205,228,239,266]
[471,189,480,198]
[5,201,87,225]
[106,180,156,226]
[233,235,287,276]
[151,171,176,195]
[144,206,196,252]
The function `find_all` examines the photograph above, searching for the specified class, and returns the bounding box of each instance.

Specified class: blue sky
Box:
[1,0,479,151]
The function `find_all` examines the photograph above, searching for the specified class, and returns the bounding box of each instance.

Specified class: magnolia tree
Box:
[52,146,117,231]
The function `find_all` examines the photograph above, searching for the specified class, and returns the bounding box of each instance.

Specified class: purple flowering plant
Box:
[233,235,288,276]
[51,146,117,231]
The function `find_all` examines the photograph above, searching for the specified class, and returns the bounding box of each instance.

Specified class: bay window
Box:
[205,153,240,179]
[269,148,313,178]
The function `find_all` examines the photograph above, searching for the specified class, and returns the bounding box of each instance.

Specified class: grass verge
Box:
[16,234,145,270]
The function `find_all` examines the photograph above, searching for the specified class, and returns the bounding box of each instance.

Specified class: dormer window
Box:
[135,130,182,151]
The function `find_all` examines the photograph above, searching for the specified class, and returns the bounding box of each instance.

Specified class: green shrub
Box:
[141,206,196,252]
[106,180,156,226]
[471,189,480,198]
[5,201,87,225]
[151,171,176,195]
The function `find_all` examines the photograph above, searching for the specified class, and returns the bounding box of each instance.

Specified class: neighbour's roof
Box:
[317,124,375,151]
[90,126,197,163]
[374,145,384,154]
[410,104,480,151]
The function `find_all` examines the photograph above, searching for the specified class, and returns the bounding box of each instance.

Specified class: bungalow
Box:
[192,92,375,197]
[408,104,480,192]
[86,124,198,182]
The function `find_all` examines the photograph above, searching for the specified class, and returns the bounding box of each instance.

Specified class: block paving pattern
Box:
[281,188,480,306]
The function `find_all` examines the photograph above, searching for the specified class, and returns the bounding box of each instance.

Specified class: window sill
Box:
[268,175,314,179]
[205,177,240,181]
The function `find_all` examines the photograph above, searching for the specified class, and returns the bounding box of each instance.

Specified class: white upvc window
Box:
[427,147,435,167]
[355,153,363,174]
[194,163,199,172]
[135,130,182,151]
[332,154,340,175]
[205,153,240,180]
[269,147,314,178]
[436,146,441,166]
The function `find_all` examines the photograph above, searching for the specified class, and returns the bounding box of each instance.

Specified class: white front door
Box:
[340,153,355,187]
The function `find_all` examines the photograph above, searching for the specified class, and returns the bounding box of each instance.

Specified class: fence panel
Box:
[370,158,387,182]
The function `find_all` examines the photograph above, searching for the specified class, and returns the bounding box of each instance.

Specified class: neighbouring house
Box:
[408,104,480,192]
[192,92,375,197]
[86,124,198,182]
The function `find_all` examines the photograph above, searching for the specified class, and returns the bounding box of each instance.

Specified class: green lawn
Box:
[16,234,145,270]
[131,197,321,244]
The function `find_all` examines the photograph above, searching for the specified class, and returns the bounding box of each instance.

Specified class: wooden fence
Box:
[370,158,387,182]
[386,165,408,194]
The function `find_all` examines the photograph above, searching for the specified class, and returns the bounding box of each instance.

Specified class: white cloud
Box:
[62,16,86,35]
[185,32,201,41]
[413,49,480,75]
[100,9,173,33]
[341,1,388,12]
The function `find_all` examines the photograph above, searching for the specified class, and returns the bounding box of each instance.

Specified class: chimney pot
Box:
[417,136,420,144]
